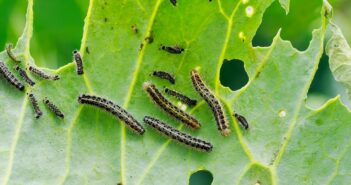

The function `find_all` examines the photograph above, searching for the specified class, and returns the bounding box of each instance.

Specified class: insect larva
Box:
[0,61,24,91]
[28,66,59,80]
[234,113,249,130]
[190,70,230,136]
[15,66,35,86]
[160,45,184,54]
[164,88,197,106]
[170,0,177,6]
[73,50,84,75]
[28,93,42,119]
[6,43,20,63]
[43,97,64,119]
[143,81,201,129]
[78,94,145,135]
[152,71,175,84]
[143,116,213,152]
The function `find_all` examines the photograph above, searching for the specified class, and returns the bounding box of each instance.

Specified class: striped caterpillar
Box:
[73,50,84,75]
[15,66,35,86]
[143,81,201,129]
[43,97,64,119]
[164,88,197,106]
[152,71,175,84]
[160,45,184,54]
[143,116,213,152]
[190,70,230,136]
[28,66,59,80]
[6,43,20,63]
[0,61,24,91]
[234,113,249,130]
[28,93,43,119]
[78,94,145,135]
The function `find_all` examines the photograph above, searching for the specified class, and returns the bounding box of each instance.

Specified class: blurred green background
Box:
[0,0,350,184]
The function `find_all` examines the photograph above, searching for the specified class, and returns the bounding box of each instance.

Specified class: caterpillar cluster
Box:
[1,17,253,154]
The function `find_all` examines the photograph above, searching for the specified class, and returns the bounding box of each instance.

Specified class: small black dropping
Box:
[104,17,108,22]
[73,50,84,75]
[6,43,20,63]
[145,32,154,44]
[131,25,138,34]
[43,97,64,119]
[152,71,175,84]
[234,113,249,130]
[160,45,184,54]
[28,66,59,80]
[85,47,90,54]
[164,88,197,106]
[170,0,177,6]
[139,43,144,51]
[15,66,35,86]
[28,93,43,119]
[0,61,24,91]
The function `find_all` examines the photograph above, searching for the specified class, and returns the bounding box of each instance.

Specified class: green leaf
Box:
[1,0,350,185]
[326,23,351,99]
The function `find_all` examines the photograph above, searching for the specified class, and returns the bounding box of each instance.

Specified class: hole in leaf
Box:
[307,52,345,109]
[220,59,249,91]
[31,0,89,68]
[189,170,213,185]
[253,0,322,51]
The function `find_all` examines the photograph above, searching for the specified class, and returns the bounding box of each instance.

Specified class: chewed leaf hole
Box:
[220,59,249,91]
[189,170,213,185]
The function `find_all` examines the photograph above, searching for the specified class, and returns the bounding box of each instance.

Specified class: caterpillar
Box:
[73,50,84,75]
[28,66,59,80]
[152,71,175,84]
[28,93,43,119]
[143,81,201,129]
[160,45,184,54]
[234,113,249,130]
[43,97,64,119]
[170,0,177,6]
[15,66,35,86]
[190,70,230,136]
[0,62,24,91]
[143,116,213,152]
[164,88,197,106]
[6,43,20,63]
[78,94,145,135]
